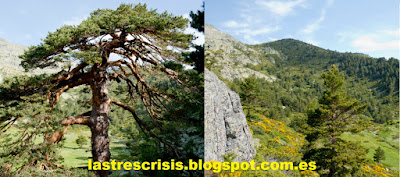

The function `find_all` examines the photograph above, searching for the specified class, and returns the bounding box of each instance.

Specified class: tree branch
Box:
[46,111,91,143]
[47,72,93,106]
[110,99,184,157]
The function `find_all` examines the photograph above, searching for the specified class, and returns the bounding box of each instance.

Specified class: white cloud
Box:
[238,11,263,25]
[239,26,280,44]
[345,27,400,54]
[385,29,400,36]
[325,0,335,7]
[63,16,88,26]
[222,20,249,28]
[184,27,204,46]
[297,0,334,46]
[243,35,261,44]
[302,10,325,34]
[301,0,334,34]
[218,0,307,44]
[305,38,319,45]
[220,0,284,44]
[255,0,307,17]
[268,37,278,41]
[238,26,280,36]
[181,13,204,46]
[336,32,354,43]
[182,13,190,19]
[352,35,399,52]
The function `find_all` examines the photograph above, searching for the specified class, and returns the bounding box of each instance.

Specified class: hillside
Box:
[205,25,399,176]
[261,39,398,94]
[205,24,278,82]
[232,38,397,123]
[0,38,27,82]
[0,38,60,82]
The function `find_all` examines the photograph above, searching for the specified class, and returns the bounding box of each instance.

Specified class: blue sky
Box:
[206,0,399,58]
[0,0,203,46]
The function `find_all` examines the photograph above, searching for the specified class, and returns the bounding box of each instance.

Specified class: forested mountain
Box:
[206,25,399,176]
[261,39,398,95]
[258,38,398,124]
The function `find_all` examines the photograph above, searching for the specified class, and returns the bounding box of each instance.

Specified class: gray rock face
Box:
[205,68,256,162]
[205,24,279,82]
[0,38,64,82]
[0,38,28,82]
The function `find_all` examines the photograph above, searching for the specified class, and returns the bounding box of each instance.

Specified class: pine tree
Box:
[304,65,368,176]
[373,147,385,163]
[239,76,260,105]
[127,6,204,177]
[183,3,204,73]
[0,4,192,177]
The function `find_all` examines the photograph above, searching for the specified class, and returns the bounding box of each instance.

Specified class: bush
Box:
[75,135,88,148]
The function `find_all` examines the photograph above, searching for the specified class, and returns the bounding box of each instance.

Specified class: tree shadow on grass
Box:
[111,141,127,145]
[75,156,91,161]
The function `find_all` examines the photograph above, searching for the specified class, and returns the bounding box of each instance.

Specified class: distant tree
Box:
[304,65,368,176]
[0,3,192,177]
[75,135,88,148]
[239,76,260,105]
[373,147,385,163]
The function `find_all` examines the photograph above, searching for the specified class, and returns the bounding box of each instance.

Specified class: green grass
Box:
[341,131,399,170]
[1,125,136,177]
[59,126,130,168]
[1,125,130,169]
[58,126,92,168]
[377,120,400,149]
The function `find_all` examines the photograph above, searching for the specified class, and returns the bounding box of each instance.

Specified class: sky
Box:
[206,0,399,58]
[0,0,203,46]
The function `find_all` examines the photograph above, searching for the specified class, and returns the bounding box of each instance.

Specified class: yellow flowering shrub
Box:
[301,170,320,177]
[283,146,296,154]
[219,171,242,177]
[362,164,398,177]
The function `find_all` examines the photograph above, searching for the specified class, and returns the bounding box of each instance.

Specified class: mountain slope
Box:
[0,38,28,82]
[0,38,60,82]
[259,38,338,65]
[205,24,278,82]
[260,38,399,95]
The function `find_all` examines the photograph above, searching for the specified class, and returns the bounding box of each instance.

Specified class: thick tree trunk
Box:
[89,67,111,177]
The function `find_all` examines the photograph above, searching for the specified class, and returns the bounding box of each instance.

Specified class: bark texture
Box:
[89,66,111,177]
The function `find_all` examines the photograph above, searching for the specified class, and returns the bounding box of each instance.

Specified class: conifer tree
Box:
[304,65,368,176]
[373,147,385,163]
[0,4,193,177]
[126,6,204,177]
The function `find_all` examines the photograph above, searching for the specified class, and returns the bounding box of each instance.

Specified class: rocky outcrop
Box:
[0,38,27,82]
[204,68,256,162]
[0,38,63,82]
[205,24,279,82]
